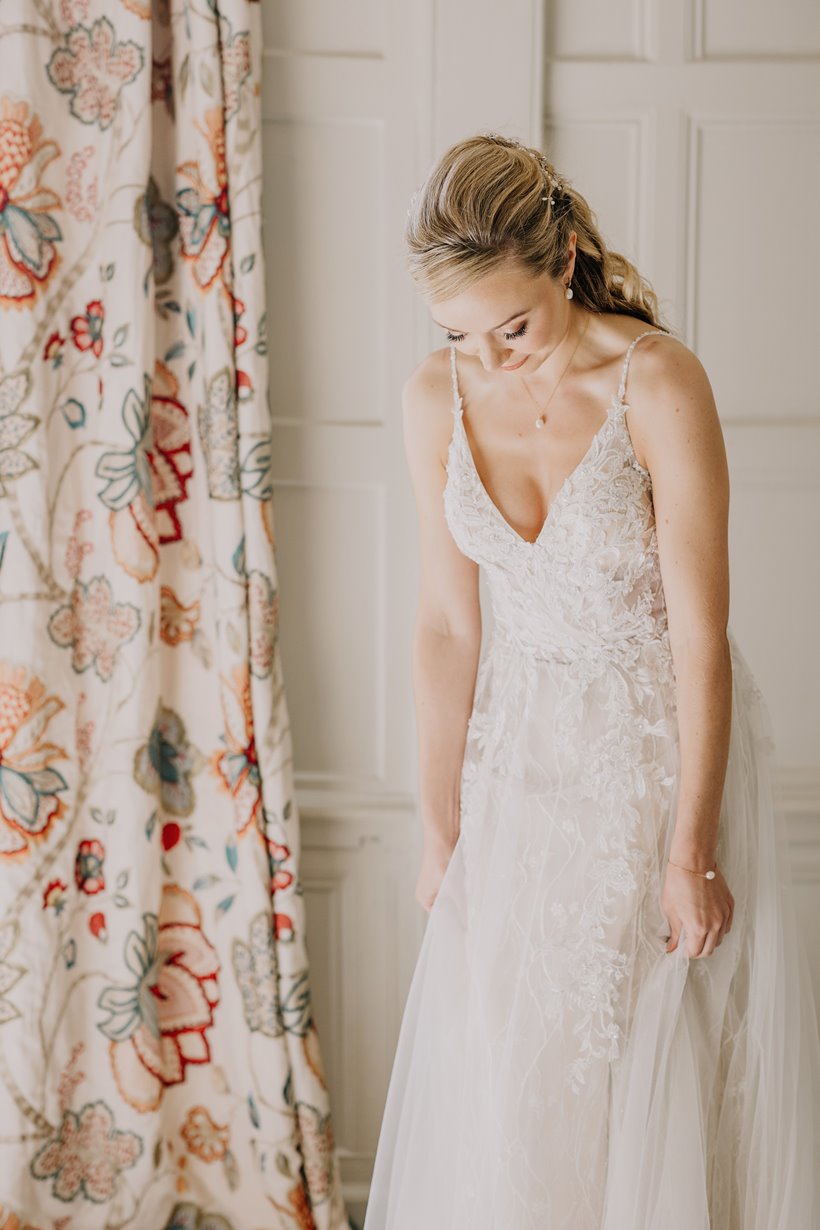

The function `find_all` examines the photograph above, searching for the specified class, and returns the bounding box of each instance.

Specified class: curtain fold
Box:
[0,2,349,1226]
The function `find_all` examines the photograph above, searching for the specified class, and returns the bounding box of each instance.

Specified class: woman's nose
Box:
[475,341,508,371]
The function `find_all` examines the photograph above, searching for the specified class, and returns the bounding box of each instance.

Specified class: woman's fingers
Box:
[689,917,730,958]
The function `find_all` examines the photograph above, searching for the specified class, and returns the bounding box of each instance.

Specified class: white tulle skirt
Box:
[363,630,820,1229]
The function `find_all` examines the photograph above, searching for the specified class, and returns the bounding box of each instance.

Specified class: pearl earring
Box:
[565,282,574,300]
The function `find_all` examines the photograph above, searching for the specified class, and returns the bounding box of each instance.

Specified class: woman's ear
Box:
[564,230,578,281]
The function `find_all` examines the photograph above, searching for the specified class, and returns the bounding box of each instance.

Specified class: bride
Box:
[363,132,820,1228]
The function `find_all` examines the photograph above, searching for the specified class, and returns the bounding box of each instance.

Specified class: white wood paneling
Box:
[686,117,820,405]
[262,61,385,425]
[692,0,820,60]
[262,0,386,56]
[432,0,545,151]
[300,797,424,1205]
[547,0,651,62]
[273,483,385,781]
[724,425,820,767]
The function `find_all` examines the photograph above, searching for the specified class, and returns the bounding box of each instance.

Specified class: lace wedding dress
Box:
[363,331,820,1229]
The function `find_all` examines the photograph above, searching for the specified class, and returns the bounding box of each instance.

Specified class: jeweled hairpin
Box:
[482,132,565,208]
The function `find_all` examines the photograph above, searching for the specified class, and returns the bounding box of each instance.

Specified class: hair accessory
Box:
[482,132,566,209]
[668,857,717,881]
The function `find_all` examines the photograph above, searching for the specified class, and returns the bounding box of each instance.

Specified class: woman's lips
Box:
[501,355,528,371]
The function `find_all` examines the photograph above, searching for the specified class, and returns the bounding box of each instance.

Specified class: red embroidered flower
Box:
[70,299,104,357]
[161,821,181,852]
[98,884,220,1113]
[75,838,105,895]
[268,840,293,892]
[232,295,247,347]
[236,368,253,401]
[43,878,68,914]
[43,330,65,367]
[150,392,192,545]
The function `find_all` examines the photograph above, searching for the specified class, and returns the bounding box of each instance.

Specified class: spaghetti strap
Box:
[617,329,668,405]
[449,343,463,418]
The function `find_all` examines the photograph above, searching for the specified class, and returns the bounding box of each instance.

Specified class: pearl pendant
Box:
[535,415,545,429]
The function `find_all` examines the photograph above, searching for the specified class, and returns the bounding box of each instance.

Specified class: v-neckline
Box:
[451,388,623,549]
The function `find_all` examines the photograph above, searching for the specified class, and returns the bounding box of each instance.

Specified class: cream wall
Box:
[260,0,820,1210]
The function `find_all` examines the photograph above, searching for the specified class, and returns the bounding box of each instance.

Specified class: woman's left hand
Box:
[661,860,734,958]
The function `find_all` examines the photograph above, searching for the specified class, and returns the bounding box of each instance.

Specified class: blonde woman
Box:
[363,134,820,1229]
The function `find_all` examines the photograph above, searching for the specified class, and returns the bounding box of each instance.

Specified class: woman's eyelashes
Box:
[445,323,528,343]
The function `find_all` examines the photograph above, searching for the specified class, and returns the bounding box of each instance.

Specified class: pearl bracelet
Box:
[668,857,717,881]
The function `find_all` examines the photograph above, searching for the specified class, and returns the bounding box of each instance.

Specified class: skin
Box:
[402,235,735,960]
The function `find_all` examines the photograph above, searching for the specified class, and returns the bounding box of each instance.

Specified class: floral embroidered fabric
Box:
[0,2,348,1226]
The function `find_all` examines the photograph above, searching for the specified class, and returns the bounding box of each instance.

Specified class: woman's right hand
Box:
[415,833,457,912]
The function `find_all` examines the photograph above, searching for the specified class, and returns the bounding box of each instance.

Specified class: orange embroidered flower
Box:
[176,108,231,295]
[0,664,68,858]
[180,1106,230,1163]
[159,587,200,647]
[0,99,62,309]
[210,665,262,838]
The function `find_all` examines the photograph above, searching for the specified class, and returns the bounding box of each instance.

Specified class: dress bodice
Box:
[443,330,674,664]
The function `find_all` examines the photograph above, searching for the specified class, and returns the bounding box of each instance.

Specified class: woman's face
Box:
[428,245,577,375]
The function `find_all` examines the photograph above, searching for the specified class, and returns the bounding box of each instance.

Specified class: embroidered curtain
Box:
[0,2,348,1226]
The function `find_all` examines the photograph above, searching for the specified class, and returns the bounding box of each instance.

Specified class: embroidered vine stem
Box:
[5,488,65,600]
[0,1046,54,1136]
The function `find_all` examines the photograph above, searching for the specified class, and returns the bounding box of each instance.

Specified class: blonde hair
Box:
[405,133,668,330]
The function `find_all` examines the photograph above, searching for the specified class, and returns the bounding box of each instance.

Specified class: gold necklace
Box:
[520,315,590,429]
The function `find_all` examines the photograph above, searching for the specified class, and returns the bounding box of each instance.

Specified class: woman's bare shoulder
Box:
[402,346,454,414]
[401,346,456,461]
[626,327,705,388]
[624,327,723,476]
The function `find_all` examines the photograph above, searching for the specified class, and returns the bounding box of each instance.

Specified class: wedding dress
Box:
[363,330,820,1229]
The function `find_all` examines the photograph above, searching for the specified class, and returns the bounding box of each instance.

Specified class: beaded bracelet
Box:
[668,857,717,881]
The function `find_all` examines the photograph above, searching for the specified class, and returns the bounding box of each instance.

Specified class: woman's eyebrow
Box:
[432,307,531,333]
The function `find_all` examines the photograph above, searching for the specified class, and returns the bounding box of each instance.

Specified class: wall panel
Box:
[547,0,650,62]
[686,118,820,410]
[692,0,820,60]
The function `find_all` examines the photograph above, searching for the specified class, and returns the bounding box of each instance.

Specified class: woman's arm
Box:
[402,350,482,910]
[626,335,735,958]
